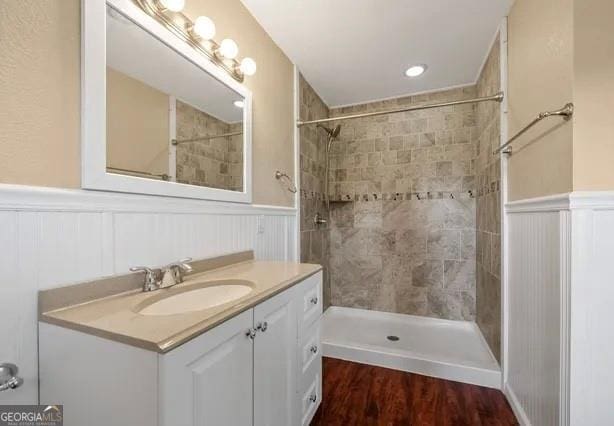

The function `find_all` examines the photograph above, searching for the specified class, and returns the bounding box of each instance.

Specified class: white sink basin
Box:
[136,280,254,316]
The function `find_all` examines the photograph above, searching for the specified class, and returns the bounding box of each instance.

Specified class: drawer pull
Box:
[310,345,318,354]
[309,296,318,305]
[309,393,317,403]
[245,328,257,340]
[257,321,268,332]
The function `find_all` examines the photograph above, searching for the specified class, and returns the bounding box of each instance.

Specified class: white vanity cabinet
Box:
[158,309,255,426]
[253,284,298,426]
[39,271,323,426]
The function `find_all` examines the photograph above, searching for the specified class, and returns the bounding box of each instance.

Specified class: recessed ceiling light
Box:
[234,100,244,108]
[405,64,427,78]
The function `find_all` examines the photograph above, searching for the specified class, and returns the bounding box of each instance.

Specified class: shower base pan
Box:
[321,306,501,389]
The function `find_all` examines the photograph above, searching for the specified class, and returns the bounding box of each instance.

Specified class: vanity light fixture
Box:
[157,0,185,12]
[217,38,239,59]
[239,57,257,76]
[233,100,244,108]
[405,64,427,77]
[135,0,256,82]
[191,16,216,40]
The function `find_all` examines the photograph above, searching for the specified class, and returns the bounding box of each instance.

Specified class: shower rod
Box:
[107,166,170,181]
[296,92,504,127]
[172,131,243,145]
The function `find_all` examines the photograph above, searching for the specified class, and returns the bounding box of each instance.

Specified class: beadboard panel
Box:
[0,185,297,405]
[507,210,564,426]
[505,192,614,426]
[569,209,614,426]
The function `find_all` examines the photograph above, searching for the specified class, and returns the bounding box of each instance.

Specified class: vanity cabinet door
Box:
[253,287,298,426]
[158,309,254,426]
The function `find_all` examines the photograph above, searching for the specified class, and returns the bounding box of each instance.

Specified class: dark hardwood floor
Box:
[311,357,518,426]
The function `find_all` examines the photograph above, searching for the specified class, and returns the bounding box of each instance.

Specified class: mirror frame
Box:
[82,0,253,203]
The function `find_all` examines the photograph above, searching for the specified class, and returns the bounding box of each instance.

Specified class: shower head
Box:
[317,124,341,139]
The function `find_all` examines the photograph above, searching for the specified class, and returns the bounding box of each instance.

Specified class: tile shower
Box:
[299,74,331,306]
[327,87,478,321]
[176,100,243,191]
[299,36,502,365]
[475,37,502,361]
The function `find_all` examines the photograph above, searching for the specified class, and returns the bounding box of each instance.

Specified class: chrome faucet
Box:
[130,258,193,292]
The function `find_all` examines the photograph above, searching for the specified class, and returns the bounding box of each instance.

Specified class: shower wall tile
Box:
[475,36,502,362]
[326,87,479,321]
[444,260,476,291]
[427,229,461,260]
[299,75,331,308]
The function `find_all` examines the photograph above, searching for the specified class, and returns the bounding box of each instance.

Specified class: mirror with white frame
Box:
[82,0,252,202]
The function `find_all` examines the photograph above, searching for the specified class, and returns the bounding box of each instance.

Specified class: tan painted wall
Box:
[507,0,574,201]
[0,0,294,206]
[0,0,81,188]
[106,68,170,176]
[572,0,614,191]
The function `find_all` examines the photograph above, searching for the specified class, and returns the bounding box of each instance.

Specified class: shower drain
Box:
[386,335,400,342]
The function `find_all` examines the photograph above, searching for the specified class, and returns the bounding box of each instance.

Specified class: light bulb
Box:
[192,16,216,40]
[218,39,238,59]
[159,0,185,12]
[233,100,244,108]
[239,57,257,76]
[405,64,427,78]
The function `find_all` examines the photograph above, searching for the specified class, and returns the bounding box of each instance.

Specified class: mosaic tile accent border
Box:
[301,190,476,202]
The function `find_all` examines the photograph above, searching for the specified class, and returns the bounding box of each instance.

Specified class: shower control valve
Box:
[314,212,327,225]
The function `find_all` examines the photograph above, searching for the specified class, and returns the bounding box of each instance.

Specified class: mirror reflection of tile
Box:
[175,101,243,191]
[105,4,244,192]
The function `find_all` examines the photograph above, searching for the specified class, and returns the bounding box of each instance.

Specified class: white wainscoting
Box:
[0,184,297,405]
[504,192,614,426]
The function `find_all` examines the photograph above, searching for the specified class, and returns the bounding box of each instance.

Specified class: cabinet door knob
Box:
[310,296,318,305]
[257,321,268,332]
[309,393,317,403]
[310,345,318,354]
[245,328,257,340]
[0,363,23,392]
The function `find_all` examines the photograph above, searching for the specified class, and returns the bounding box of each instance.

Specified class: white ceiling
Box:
[241,0,513,107]
[106,6,243,123]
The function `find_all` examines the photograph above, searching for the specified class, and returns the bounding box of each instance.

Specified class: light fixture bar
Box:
[133,0,254,82]
[297,92,505,127]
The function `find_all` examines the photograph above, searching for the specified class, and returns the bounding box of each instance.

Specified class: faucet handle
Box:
[176,258,193,272]
[130,266,162,292]
[164,258,193,273]
[160,258,193,288]
[130,266,154,273]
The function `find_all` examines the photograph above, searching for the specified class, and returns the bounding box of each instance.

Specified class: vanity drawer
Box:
[297,271,322,334]
[299,362,321,426]
[298,320,321,378]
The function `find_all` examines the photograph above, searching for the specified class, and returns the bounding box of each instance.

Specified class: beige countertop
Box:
[40,258,322,353]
